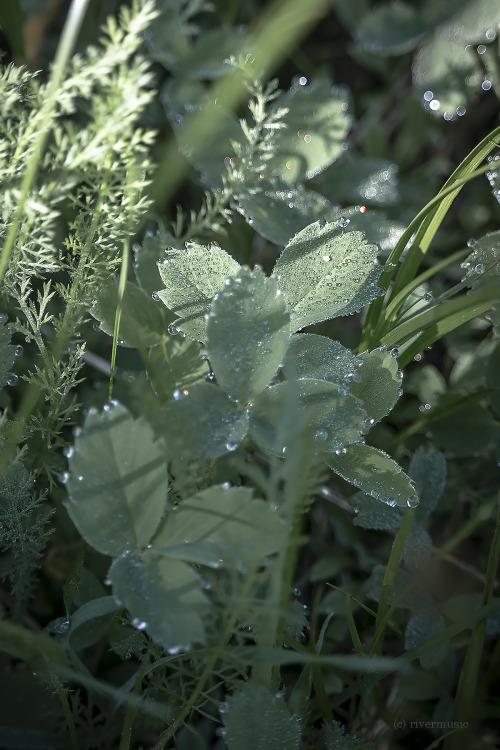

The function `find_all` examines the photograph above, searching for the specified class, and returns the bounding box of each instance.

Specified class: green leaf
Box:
[464,231,500,330]
[348,347,402,425]
[236,180,331,246]
[438,0,500,44]
[162,382,249,459]
[65,403,167,556]
[312,157,399,206]
[147,336,209,400]
[405,608,447,669]
[485,156,500,205]
[325,444,418,508]
[329,206,405,258]
[134,231,182,296]
[206,267,290,403]
[68,596,118,651]
[0,620,69,668]
[152,485,286,570]
[250,379,366,455]
[426,393,495,456]
[412,32,481,119]
[323,720,377,750]
[90,280,169,348]
[402,524,433,571]
[281,333,360,383]
[178,26,248,80]
[355,2,429,55]
[274,221,382,331]
[408,447,447,519]
[108,551,207,651]
[222,685,301,750]
[157,241,241,342]
[0,315,15,389]
[348,491,406,530]
[269,78,351,183]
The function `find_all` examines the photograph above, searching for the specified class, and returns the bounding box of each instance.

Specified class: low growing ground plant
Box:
[0,1,499,749]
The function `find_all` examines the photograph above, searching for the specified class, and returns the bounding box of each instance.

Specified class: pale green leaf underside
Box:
[65,403,167,556]
[349,348,401,424]
[162,382,249,459]
[207,267,290,403]
[274,222,382,331]
[108,551,207,651]
[134,230,182,296]
[282,333,359,382]
[269,78,351,184]
[157,242,240,342]
[250,379,366,454]
[147,337,209,399]
[325,444,418,508]
[152,486,286,570]
[236,180,331,246]
[223,685,301,750]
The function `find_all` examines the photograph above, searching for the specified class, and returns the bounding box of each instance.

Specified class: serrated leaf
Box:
[408,447,447,519]
[0,316,15,389]
[162,382,249,459]
[269,78,351,183]
[312,157,399,206]
[281,333,359,382]
[207,267,290,403]
[134,231,183,296]
[222,685,301,750]
[108,551,207,651]
[364,566,433,611]
[405,607,447,669]
[152,486,286,570]
[349,491,406,530]
[274,221,382,331]
[65,403,167,556]
[349,348,402,424]
[355,2,429,55]
[403,524,433,571]
[250,379,366,455]
[90,280,169,348]
[323,720,377,750]
[157,242,241,342]
[412,33,481,118]
[236,180,331,246]
[329,206,405,257]
[325,444,418,508]
[147,337,209,400]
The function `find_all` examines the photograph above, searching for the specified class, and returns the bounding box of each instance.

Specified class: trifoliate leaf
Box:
[207,267,290,403]
[408,447,447,519]
[281,333,359,383]
[325,444,418,508]
[250,379,366,455]
[152,486,286,570]
[355,2,429,55]
[90,280,169,348]
[348,347,402,425]
[412,33,481,119]
[162,382,249,459]
[65,403,167,556]
[269,78,351,183]
[274,221,382,331]
[222,685,301,750]
[157,241,240,342]
[108,551,207,651]
[236,180,331,246]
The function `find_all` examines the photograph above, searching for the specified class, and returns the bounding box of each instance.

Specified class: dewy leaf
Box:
[408,447,447,519]
[157,241,240,342]
[438,0,500,44]
[162,382,249,459]
[281,333,359,383]
[355,2,429,55]
[147,337,209,400]
[207,267,290,403]
[274,221,382,331]
[349,491,406,530]
[108,550,207,651]
[348,347,402,425]
[90,280,169,348]
[134,231,183,297]
[325,444,418,508]
[312,157,399,206]
[152,486,286,571]
[222,685,301,750]
[465,231,500,291]
[0,315,15,389]
[412,33,481,119]
[236,180,331,247]
[250,379,366,455]
[269,78,351,183]
[65,403,167,557]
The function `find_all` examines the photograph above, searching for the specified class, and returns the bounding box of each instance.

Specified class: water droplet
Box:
[58,471,70,484]
[413,353,423,362]
[225,442,238,452]
[337,217,350,229]
[219,702,229,714]
[363,417,375,428]
[51,618,70,634]
[477,44,487,54]
[314,429,328,442]
[221,482,231,490]
[63,445,74,458]
[7,374,18,386]
[73,426,82,437]
[390,347,399,358]
[467,238,477,247]
[131,618,148,631]
[407,496,419,508]
[385,498,397,508]
[151,292,160,301]
[474,263,485,273]
[419,403,431,412]
[14,345,23,356]
[168,322,180,336]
